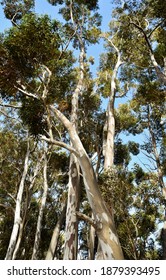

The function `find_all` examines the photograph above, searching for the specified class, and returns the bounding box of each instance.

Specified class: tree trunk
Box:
[5,140,30,260]
[32,152,48,260]
[88,214,96,260]
[103,98,115,169]
[51,107,124,259]
[12,219,24,260]
[12,156,43,259]
[147,105,166,259]
[45,203,66,260]
[63,155,80,259]
[103,39,123,169]
[63,42,84,259]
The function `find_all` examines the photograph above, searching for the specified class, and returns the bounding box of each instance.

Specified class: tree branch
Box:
[75,211,96,228]
[15,85,38,99]
[40,135,78,155]
[0,103,21,109]
[130,20,166,84]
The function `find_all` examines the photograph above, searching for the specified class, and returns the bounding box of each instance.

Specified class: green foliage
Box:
[1,0,34,22]
[114,139,131,166]
[47,0,99,10]
[0,0,165,260]
[19,99,47,136]
[99,168,162,259]
[115,103,142,135]
[128,141,140,155]
[0,13,74,98]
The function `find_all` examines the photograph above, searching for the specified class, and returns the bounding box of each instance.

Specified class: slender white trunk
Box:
[103,42,123,169]
[45,203,66,260]
[149,51,166,85]
[103,99,115,169]
[5,141,30,260]
[32,152,48,260]
[12,156,43,260]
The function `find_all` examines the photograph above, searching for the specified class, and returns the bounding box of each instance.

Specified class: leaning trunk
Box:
[51,107,124,259]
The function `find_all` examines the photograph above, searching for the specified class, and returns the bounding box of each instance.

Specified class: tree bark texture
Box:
[51,107,124,259]
[63,43,84,259]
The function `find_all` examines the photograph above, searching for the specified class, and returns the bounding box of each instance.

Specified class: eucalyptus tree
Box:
[113,0,166,85]
[0,1,124,259]
[129,85,166,258]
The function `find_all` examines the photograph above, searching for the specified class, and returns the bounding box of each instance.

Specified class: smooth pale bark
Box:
[147,105,166,259]
[103,99,115,169]
[63,41,84,259]
[97,38,124,258]
[12,220,24,260]
[51,106,124,259]
[149,52,166,85]
[103,38,124,169]
[12,156,43,259]
[31,152,49,260]
[5,141,30,260]
[63,155,80,259]
[45,203,66,260]
[88,213,96,260]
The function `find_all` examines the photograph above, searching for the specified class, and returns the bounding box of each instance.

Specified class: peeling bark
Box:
[63,10,85,258]
[50,107,124,259]
[63,155,80,260]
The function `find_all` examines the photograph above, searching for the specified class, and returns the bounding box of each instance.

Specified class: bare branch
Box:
[75,211,96,228]
[148,20,165,38]
[130,20,166,84]
[0,103,21,109]
[15,84,38,99]
[40,135,78,155]
[0,204,15,214]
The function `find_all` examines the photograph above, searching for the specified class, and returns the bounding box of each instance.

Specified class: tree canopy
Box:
[0,0,165,260]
